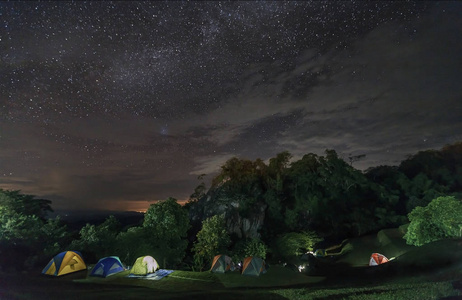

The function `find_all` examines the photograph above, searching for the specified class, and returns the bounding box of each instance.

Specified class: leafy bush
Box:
[0,190,68,269]
[192,214,230,271]
[404,196,462,246]
[232,238,267,262]
[116,226,158,267]
[274,231,323,260]
[143,197,190,268]
[70,215,120,262]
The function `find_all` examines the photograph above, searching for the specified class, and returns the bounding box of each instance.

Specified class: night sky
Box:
[1,2,461,212]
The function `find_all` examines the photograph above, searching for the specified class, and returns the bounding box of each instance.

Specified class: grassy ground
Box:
[1,231,461,300]
[274,281,459,300]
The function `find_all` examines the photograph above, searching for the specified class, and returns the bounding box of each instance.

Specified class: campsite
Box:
[2,144,462,299]
[2,1,462,298]
[1,227,461,299]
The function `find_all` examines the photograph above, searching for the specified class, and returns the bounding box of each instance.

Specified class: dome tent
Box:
[130,256,159,275]
[42,251,87,276]
[241,256,267,276]
[210,254,235,273]
[90,256,125,277]
[369,253,389,266]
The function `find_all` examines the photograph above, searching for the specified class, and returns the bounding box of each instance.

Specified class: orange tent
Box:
[369,253,389,266]
[241,256,266,276]
[210,254,234,273]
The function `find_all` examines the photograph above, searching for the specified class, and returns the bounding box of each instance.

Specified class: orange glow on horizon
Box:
[125,199,188,213]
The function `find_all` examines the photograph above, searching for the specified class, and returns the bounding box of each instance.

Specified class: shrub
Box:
[404,196,462,246]
[274,231,323,260]
[192,214,230,271]
[232,238,267,262]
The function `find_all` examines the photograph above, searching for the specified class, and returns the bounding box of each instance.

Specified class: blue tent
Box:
[315,249,327,257]
[90,256,125,277]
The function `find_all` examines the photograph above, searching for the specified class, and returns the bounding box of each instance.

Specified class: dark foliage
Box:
[189,142,462,251]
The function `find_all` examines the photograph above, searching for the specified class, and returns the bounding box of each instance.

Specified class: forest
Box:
[1,142,461,272]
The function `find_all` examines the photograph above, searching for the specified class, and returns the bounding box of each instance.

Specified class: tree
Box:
[274,231,323,261]
[70,215,120,262]
[0,209,42,242]
[210,157,267,219]
[0,189,67,269]
[143,197,190,268]
[186,175,207,207]
[398,173,446,212]
[40,216,70,257]
[0,189,52,220]
[231,238,267,262]
[267,151,292,193]
[192,214,230,271]
[348,154,366,166]
[285,150,380,236]
[0,190,54,244]
[116,226,156,266]
[184,174,208,217]
[404,196,462,246]
[365,165,407,215]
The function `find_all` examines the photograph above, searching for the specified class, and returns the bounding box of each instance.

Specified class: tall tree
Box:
[192,214,230,271]
[267,151,292,193]
[143,197,190,267]
[0,189,67,269]
[70,215,121,262]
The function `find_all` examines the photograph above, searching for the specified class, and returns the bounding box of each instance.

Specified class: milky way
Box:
[1,2,461,212]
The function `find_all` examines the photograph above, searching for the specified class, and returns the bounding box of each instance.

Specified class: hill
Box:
[51,210,144,231]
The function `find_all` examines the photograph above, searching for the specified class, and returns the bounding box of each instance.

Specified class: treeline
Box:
[190,142,462,240]
[0,142,461,272]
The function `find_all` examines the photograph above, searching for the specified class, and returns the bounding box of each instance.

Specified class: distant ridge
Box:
[49,210,144,231]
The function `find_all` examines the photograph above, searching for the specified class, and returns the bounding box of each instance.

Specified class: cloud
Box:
[272,5,462,168]
[190,153,235,176]
[184,3,462,172]
[198,60,320,146]
[0,118,204,209]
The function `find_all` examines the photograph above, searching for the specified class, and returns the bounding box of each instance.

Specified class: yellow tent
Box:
[130,256,159,275]
[42,251,87,276]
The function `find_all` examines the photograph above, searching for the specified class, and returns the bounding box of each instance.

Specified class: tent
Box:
[241,256,267,276]
[130,256,159,275]
[314,249,327,257]
[369,253,389,266]
[90,256,125,277]
[210,255,234,273]
[42,251,87,276]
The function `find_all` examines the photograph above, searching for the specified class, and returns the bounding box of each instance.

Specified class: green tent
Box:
[315,249,327,257]
[130,256,159,275]
[241,256,267,276]
[210,254,234,273]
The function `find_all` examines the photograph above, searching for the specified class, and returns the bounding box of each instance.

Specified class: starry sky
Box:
[1,1,462,212]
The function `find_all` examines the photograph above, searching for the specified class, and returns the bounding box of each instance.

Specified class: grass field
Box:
[1,231,461,300]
